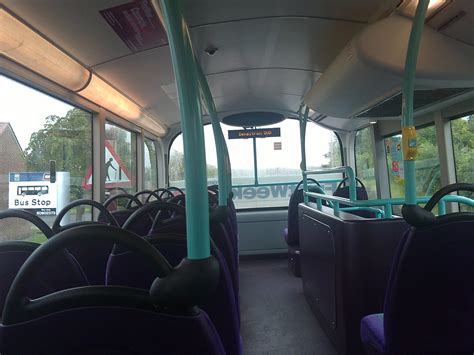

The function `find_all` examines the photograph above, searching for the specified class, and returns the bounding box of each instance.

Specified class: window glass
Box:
[451,114,474,211]
[0,75,92,242]
[355,127,377,199]
[104,122,137,195]
[168,119,342,209]
[385,125,441,198]
[144,138,158,190]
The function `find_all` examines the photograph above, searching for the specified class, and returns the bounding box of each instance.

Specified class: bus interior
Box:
[0,0,473,354]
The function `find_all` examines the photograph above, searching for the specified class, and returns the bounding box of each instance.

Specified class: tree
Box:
[24,108,92,189]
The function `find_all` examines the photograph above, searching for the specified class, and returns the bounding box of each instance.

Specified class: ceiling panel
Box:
[191,17,365,75]
[93,46,180,126]
[427,0,474,46]
[183,0,389,26]
[207,68,319,100]
[3,0,132,66]
[213,93,302,115]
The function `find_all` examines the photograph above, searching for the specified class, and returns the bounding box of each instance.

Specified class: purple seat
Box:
[0,225,224,355]
[285,179,325,276]
[140,201,240,309]
[99,193,144,227]
[361,186,474,354]
[53,199,119,284]
[360,313,385,354]
[0,210,88,316]
[107,234,241,355]
[333,177,375,218]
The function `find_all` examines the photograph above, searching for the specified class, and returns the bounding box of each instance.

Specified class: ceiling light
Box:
[396,0,451,19]
[0,8,90,91]
[370,121,377,124]
[1,8,167,136]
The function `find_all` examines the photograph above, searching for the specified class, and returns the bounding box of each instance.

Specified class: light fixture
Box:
[369,121,377,125]
[0,8,90,91]
[396,0,451,19]
[77,75,166,135]
[0,7,168,136]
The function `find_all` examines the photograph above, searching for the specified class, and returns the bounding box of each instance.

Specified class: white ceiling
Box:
[3,0,473,134]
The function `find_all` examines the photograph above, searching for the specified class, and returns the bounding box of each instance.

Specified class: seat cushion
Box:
[361,313,385,355]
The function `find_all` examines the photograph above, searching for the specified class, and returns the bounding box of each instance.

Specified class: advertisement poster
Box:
[386,136,404,180]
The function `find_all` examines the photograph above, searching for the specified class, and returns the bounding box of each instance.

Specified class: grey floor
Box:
[240,257,337,355]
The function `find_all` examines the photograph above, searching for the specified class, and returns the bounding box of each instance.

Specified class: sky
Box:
[0,75,74,150]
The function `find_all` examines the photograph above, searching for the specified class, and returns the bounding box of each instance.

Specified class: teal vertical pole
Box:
[159,0,210,259]
[253,137,258,185]
[300,106,309,203]
[196,64,228,206]
[402,0,429,205]
[346,166,357,201]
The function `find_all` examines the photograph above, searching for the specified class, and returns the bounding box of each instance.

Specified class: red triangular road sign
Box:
[82,141,133,190]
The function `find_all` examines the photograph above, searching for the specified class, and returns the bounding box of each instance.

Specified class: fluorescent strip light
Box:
[0,8,90,91]
[78,74,167,136]
[397,0,451,19]
[1,8,168,136]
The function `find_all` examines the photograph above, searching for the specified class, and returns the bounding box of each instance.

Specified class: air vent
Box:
[356,88,472,118]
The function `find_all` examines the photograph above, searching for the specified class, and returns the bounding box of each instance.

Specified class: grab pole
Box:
[299,105,309,204]
[402,0,429,205]
[158,0,210,259]
[197,64,229,207]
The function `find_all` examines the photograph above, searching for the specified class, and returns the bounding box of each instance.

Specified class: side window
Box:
[104,122,137,195]
[169,120,343,209]
[451,114,474,211]
[144,138,158,190]
[0,75,92,242]
[385,125,441,198]
[355,127,377,199]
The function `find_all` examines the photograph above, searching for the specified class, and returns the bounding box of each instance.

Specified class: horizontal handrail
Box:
[232,179,342,189]
[305,191,474,219]
[303,166,356,200]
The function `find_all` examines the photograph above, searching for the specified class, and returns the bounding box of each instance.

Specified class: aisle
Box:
[239,258,337,355]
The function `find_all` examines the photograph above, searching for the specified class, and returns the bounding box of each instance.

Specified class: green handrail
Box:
[304,191,474,218]
[304,166,356,200]
[159,0,210,259]
[196,64,229,207]
[299,105,309,204]
[402,0,429,205]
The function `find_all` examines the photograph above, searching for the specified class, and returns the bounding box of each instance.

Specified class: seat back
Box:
[0,297,224,355]
[383,214,474,353]
[333,177,375,218]
[53,199,119,284]
[106,234,240,355]
[286,180,324,247]
[0,241,88,316]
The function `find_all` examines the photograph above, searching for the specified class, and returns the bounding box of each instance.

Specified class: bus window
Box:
[144,138,158,190]
[104,122,137,195]
[385,125,441,198]
[355,126,377,198]
[0,75,92,241]
[451,114,474,211]
[169,120,342,209]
